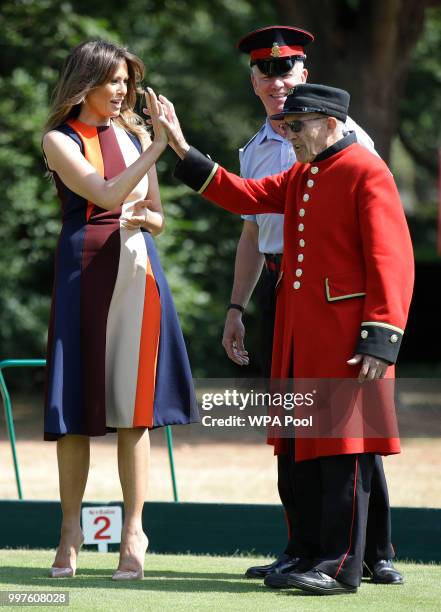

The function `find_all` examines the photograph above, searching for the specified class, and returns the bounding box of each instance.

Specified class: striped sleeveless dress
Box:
[44,119,199,440]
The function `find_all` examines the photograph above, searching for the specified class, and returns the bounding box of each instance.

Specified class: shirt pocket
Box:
[325,274,366,303]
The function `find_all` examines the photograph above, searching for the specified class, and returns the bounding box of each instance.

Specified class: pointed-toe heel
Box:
[49,566,75,578]
[112,533,148,581]
[112,569,144,581]
[49,535,83,578]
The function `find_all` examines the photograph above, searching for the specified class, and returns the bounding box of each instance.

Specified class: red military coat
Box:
[175,136,414,461]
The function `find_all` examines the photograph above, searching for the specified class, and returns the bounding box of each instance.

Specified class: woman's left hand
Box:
[121,201,151,230]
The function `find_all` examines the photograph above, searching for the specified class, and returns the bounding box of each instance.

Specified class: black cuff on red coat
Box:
[355,323,403,364]
[174,146,218,193]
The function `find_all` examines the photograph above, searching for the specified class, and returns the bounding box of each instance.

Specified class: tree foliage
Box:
[0,0,277,375]
[399,6,441,176]
[273,0,437,161]
[0,0,439,377]
[0,1,117,360]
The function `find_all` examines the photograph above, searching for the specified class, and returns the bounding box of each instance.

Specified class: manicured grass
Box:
[0,550,440,611]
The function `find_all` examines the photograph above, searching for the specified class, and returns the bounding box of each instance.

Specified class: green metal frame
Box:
[0,359,179,502]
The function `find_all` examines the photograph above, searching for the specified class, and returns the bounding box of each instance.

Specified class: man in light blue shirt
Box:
[222,25,403,588]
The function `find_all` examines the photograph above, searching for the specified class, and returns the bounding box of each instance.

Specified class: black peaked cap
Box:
[270,83,350,122]
[237,25,314,57]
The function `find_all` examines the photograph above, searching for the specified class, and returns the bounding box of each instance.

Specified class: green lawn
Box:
[0,551,440,611]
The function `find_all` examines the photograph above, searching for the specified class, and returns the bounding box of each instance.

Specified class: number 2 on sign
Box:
[94,516,111,540]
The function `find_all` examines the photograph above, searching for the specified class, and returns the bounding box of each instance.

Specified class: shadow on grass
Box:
[0,566,316,596]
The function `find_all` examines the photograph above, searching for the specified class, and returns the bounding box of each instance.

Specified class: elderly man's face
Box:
[282,114,329,163]
[251,62,308,118]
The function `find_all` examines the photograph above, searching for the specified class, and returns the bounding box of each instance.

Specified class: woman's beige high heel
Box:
[112,533,148,581]
[49,567,76,578]
[49,535,84,578]
[111,568,144,581]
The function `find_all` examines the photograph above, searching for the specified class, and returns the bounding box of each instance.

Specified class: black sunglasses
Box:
[250,55,306,77]
[283,117,327,132]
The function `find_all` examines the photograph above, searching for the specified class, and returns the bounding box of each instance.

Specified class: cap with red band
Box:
[237,25,314,60]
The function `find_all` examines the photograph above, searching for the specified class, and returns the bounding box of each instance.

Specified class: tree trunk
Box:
[274,0,432,161]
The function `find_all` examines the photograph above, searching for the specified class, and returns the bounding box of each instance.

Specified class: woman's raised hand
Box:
[144,89,189,159]
[144,88,168,149]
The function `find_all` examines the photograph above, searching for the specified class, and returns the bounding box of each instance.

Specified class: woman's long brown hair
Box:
[45,40,149,146]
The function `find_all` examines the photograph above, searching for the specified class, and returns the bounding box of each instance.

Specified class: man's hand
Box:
[156,94,190,159]
[222,310,249,366]
[347,354,388,383]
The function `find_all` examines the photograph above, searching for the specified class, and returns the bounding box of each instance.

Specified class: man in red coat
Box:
[152,83,414,594]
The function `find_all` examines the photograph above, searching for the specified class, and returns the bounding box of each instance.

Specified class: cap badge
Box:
[271,42,281,58]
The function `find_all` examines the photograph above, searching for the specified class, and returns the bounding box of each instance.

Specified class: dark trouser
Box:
[289,453,376,587]
[278,447,394,566]
[260,256,395,566]
[364,454,395,564]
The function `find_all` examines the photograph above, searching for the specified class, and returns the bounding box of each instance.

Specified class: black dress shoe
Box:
[366,560,404,584]
[264,572,291,588]
[264,558,311,588]
[245,554,299,579]
[286,569,357,595]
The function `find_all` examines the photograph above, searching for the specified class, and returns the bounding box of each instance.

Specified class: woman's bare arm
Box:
[42,89,168,211]
[143,164,164,235]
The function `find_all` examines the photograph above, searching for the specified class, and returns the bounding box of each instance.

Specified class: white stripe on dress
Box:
[105,126,150,427]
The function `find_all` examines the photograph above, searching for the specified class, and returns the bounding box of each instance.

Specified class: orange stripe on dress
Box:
[67,119,105,221]
[133,257,161,427]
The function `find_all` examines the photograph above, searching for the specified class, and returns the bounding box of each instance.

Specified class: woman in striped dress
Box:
[42,40,198,580]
